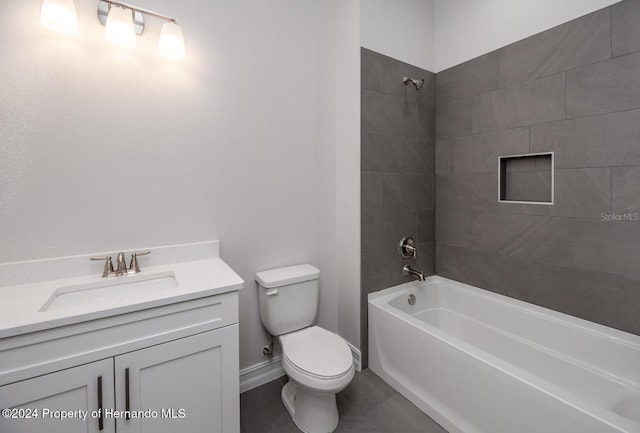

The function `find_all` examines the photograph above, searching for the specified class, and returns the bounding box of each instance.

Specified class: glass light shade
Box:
[40,0,78,35]
[104,5,136,48]
[158,21,185,60]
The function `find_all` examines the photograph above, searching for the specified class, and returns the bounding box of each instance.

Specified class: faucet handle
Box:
[399,236,417,259]
[90,256,114,278]
[129,251,150,273]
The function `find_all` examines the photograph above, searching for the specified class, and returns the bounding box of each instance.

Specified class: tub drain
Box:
[408,294,416,305]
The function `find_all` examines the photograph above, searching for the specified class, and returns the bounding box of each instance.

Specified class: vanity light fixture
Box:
[97,0,185,58]
[40,0,79,35]
[158,21,186,60]
[103,4,136,48]
[40,0,186,59]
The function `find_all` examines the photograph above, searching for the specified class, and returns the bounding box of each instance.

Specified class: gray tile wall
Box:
[435,1,640,337]
[361,48,436,367]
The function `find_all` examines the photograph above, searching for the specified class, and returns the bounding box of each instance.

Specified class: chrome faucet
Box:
[403,264,425,282]
[115,252,127,276]
[90,251,150,278]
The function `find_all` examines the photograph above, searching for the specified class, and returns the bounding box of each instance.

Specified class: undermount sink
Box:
[39,271,178,312]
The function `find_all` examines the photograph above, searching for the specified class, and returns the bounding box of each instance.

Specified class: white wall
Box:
[435,0,623,71]
[335,0,362,351]
[0,0,360,370]
[360,0,435,71]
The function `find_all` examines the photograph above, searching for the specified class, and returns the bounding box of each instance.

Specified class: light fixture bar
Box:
[101,0,177,23]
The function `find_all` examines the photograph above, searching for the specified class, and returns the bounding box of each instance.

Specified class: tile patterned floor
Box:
[240,370,449,433]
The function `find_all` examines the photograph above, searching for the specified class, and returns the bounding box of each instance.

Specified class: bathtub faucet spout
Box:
[402,265,425,282]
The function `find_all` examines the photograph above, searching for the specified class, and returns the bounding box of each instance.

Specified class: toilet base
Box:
[281,380,339,433]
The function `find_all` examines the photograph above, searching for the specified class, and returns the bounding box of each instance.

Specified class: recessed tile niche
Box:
[498,152,554,204]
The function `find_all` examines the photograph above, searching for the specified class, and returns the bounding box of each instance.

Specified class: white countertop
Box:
[0,242,244,339]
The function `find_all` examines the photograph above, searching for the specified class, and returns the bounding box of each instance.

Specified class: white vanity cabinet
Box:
[0,291,240,433]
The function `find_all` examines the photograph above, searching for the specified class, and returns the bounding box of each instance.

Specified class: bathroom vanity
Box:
[0,241,243,433]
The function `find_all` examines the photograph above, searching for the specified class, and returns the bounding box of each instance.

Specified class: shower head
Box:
[403,76,424,91]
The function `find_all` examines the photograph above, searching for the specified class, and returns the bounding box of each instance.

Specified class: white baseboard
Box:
[239,355,285,394]
[240,341,362,393]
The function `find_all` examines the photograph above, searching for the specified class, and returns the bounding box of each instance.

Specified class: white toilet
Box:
[255,264,355,433]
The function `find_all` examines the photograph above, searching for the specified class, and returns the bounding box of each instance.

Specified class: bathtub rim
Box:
[368,275,640,348]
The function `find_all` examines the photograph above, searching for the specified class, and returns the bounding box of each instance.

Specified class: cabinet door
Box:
[0,359,115,433]
[115,325,239,433]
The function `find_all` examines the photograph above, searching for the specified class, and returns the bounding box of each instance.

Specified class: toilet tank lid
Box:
[255,264,320,288]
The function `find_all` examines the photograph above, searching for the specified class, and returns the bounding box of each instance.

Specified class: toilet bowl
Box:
[255,264,355,433]
[279,326,355,433]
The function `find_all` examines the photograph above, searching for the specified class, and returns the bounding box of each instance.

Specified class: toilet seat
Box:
[280,326,354,392]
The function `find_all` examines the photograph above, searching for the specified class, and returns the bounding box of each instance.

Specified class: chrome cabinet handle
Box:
[125,368,131,420]
[97,376,104,431]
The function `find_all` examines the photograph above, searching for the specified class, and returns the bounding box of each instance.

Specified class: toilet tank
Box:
[255,264,320,336]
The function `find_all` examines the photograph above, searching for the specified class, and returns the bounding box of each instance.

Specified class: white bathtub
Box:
[368,276,640,433]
